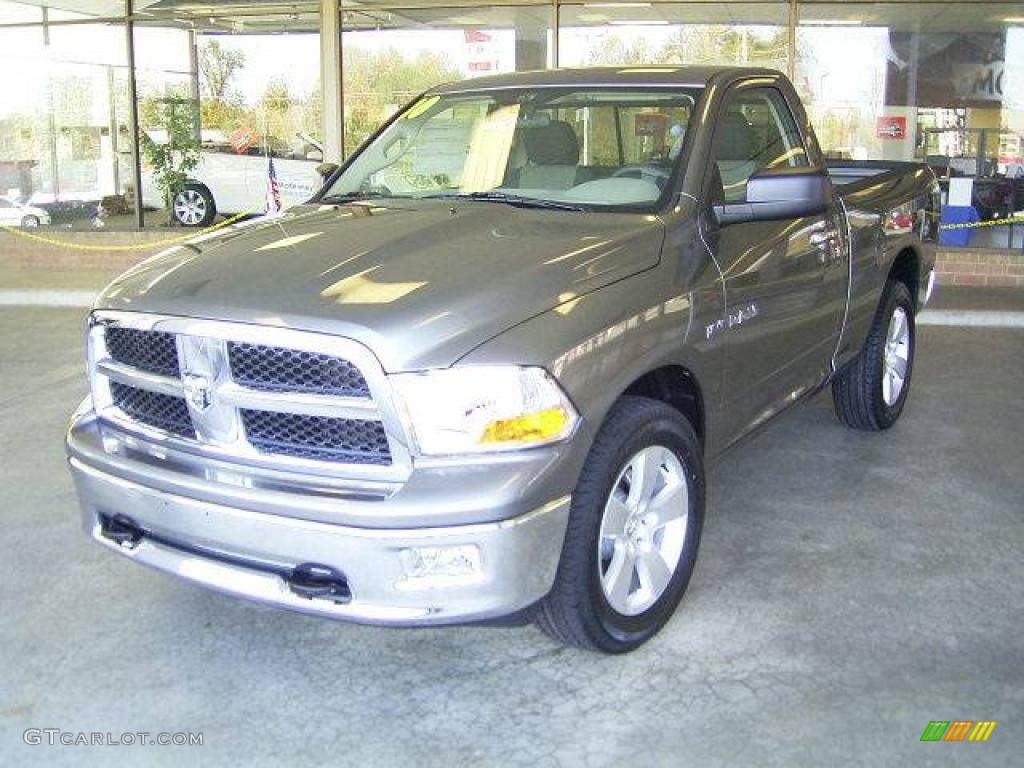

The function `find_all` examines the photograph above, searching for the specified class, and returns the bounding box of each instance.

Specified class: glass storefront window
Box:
[798,4,1023,248]
[341,4,553,153]
[177,31,324,223]
[128,8,322,227]
[0,0,1018,249]
[558,2,790,71]
[0,20,129,227]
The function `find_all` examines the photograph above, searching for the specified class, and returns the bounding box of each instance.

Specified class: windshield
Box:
[321,87,702,211]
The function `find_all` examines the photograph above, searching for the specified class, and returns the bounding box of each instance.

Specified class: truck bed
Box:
[827,160,924,192]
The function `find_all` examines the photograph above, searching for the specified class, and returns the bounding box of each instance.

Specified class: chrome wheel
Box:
[21,215,39,228]
[882,306,910,406]
[598,445,688,616]
[173,188,207,226]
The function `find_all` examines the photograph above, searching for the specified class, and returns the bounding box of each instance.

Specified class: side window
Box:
[710,87,808,203]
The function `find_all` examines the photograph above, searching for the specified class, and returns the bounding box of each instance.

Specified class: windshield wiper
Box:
[426,191,586,212]
[319,191,402,204]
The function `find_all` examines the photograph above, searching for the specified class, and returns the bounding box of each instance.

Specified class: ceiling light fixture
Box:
[609,20,669,26]
[801,19,864,26]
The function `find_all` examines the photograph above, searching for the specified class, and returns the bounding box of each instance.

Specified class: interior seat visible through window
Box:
[516,121,582,190]
[710,88,810,204]
[716,110,758,202]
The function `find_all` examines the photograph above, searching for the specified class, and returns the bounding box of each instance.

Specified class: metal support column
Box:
[107,65,121,195]
[189,29,202,142]
[42,8,61,200]
[320,0,344,163]
[787,0,797,81]
[125,1,145,228]
[550,0,559,68]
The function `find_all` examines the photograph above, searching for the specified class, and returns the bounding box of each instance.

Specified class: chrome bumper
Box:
[67,414,573,626]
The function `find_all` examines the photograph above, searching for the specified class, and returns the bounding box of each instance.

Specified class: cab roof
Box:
[428,66,784,94]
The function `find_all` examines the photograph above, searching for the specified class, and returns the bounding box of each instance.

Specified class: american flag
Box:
[266,154,282,215]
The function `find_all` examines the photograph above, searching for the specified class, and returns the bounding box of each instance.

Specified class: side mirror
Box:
[315,162,339,180]
[713,166,832,225]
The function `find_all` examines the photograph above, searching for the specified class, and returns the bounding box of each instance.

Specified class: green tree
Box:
[339,46,462,152]
[259,77,293,147]
[139,95,201,225]
[659,26,788,69]
[199,40,245,102]
[584,35,653,67]
[584,26,789,71]
[198,39,246,130]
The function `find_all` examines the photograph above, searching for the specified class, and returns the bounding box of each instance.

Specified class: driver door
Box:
[701,84,842,444]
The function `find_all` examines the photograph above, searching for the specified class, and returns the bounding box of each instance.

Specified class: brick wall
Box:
[936,248,1024,288]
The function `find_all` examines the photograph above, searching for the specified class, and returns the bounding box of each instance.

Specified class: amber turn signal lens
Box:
[480,407,569,444]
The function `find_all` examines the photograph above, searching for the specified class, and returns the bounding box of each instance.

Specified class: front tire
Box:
[536,396,705,653]
[832,279,915,430]
[172,185,216,228]
[20,215,40,228]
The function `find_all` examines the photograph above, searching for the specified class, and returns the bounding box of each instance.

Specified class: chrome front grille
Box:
[105,326,180,378]
[89,313,411,479]
[227,342,370,397]
[109,381,195,438]
[240,410,390,464]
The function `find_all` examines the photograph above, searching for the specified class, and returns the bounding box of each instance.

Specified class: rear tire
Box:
[832,279,915,430]
[536,396,705,653]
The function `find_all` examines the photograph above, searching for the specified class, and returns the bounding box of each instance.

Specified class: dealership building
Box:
[0,0,1021,264]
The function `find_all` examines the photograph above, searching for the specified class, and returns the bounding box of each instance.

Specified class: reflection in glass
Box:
[323,87,701,210]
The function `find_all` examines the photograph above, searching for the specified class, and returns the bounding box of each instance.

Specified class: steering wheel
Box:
[611,165,672,188]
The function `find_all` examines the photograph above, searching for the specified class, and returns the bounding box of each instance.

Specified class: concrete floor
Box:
[1,308,1022,767]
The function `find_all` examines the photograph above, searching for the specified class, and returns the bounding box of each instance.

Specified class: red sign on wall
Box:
[229,127,257,154]
[876,116,907,140]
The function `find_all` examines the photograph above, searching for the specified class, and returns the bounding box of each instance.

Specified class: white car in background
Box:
[141,135,325,227]
[0,197,51,228]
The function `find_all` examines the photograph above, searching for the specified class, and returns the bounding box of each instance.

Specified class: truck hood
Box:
[97,199,665,371]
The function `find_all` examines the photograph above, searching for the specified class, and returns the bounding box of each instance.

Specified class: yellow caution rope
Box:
[0,209,261,252]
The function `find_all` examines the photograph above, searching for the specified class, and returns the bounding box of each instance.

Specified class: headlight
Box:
[390,366,579,456]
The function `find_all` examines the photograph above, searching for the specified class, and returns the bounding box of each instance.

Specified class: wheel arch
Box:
[887,246,921,308]
[182,180,215,200]
[619,364,706,449]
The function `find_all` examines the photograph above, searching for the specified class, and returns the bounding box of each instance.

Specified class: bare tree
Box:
[198,39,246,103]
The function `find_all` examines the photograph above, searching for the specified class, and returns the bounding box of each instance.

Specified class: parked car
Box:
[67,68,939,652]
[141,137,324,227]
[0,197,51,228]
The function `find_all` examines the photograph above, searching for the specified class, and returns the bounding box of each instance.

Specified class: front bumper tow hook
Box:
[100,514,144,550]
[287,563,352,604]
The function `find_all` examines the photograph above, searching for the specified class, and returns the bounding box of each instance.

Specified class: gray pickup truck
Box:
[67,67,938,652]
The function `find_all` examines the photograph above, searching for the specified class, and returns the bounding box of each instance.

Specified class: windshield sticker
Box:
[460,104,521,193]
